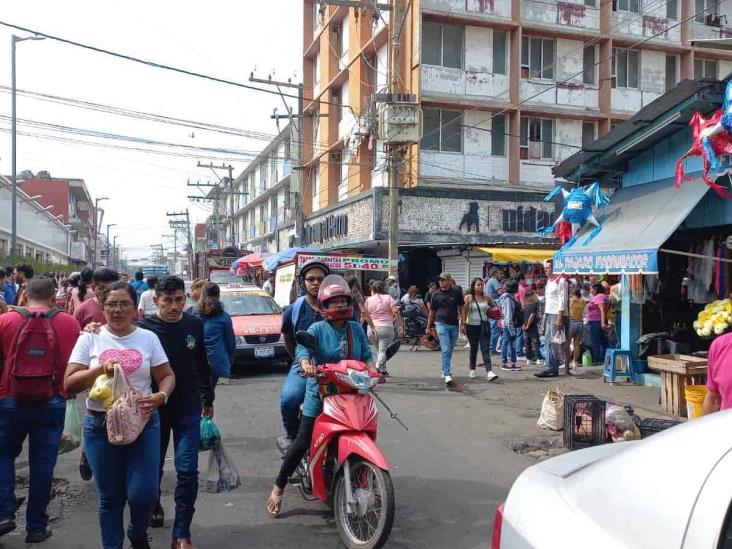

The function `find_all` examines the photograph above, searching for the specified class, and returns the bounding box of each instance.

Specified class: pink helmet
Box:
[317,274,353,321]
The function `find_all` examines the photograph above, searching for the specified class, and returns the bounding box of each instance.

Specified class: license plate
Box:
[254,346,274,358]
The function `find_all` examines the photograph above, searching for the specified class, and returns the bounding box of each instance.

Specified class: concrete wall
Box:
[522,0,600,30]
[612,8,681,42]
[611,50,664,114]
[423,0,512,20]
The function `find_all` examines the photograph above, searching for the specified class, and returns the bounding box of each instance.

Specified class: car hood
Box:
[231,314,281,336]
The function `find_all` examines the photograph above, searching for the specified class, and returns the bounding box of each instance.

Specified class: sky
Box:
[0,0,301,263]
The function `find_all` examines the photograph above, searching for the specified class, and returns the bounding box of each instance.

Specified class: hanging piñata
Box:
[675,80,732,199]
[538,182,610,249]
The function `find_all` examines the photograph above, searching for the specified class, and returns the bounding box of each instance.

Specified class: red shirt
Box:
[707,332,732,410]
[0,306,81,399]
[73,297,106,329]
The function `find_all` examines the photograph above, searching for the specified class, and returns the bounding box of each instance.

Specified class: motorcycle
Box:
[396,301,439,351]
[282,331,404,549]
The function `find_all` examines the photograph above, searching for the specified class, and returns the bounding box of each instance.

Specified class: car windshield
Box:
[210,272,244,284]
[221,294,281,316]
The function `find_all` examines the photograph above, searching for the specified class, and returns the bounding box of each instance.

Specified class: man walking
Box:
[130,271,149,303]
[0,269,15,307]
[138,276,159,318]
[386,276,401,300]
[73,268,120,329]
[13,264,34,306]
[262,272,275,296]
[0,277,80,543]
[484,268,503,353]
[536,259,570,378]
[426,273,464,385]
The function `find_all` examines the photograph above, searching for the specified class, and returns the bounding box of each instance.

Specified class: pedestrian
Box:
[426,272,464,385]
[365,280,404,376]
[568,287,587,368]
[401,285,427,314]
[424,281,437,311]
[386,275,401,300]
[13,263,34,307]
[55,277,70,309]
[484,268,503,353]
[197,282,235,388]
[0,277,81,544]
[535,259,570,378]
[702,331,732,415]
[587,282,609,364]
[461,278,497,381]
[73,268,121,329]
[185,279,205,314]
[522,290,541,365]
[498,280,522,371]
[130,271,149,303]
[0,268,16,307]
[65,281,175,549]
[138,276,159,318]
[137,276,213,549]
[262,272,275,296]
[347,276,377,336]
[67,267,93,315]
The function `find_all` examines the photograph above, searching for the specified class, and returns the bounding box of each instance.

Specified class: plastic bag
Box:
[199,416,221,452]
[605,404,641,442]
[205,439,241,493]
[58,399,82,455]
[552,328,566,345]
[89,373,115,409]
[582,350,593,367]
[537,387,564,431]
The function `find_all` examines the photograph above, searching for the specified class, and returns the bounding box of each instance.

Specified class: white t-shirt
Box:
[69,326,169,412]
[138,288,158,316]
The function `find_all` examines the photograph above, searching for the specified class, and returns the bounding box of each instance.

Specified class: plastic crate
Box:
[639,418,682,439]
[563,395,606,450]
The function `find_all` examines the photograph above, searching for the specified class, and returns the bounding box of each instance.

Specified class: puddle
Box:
[512,438,565,460]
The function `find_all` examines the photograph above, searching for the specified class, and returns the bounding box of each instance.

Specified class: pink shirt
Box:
[707,333,732,409]
[586,293,608,322]
[365,294,397,327]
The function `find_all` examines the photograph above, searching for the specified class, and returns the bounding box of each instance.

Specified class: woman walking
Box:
[347,276,377,336]
[198,282,236,388]
[461,278,498,381]
[67,268,94,315]
[365,280,404,376]
[587,282,609,364]
[568,287,587,368]
[64,281,175,549]
[498,280,522,371]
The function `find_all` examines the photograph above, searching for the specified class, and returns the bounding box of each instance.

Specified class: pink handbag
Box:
[106,363,149,446]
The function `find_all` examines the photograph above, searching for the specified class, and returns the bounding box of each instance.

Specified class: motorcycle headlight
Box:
[335,368,378,390]
[235,336,246,347]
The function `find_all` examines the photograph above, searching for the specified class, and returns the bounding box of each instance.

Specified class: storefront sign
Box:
[502,206,555,233]
[273,263,296,307]
[555,249,658,274]
[302,214,348,245]
[297,254,390,272]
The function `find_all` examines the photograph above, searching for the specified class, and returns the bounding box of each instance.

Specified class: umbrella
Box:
[262,247,321,272]
[230,252,270,273]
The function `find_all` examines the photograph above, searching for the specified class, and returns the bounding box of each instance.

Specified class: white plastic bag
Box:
[537,387,564,431]
[552,327,566,345]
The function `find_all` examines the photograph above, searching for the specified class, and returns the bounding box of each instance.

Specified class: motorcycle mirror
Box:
[295,330,318,351]
[385,339,401,361]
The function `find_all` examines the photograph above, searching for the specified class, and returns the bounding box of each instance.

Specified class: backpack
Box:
[131,280,146,301]
[4,308,61,403]
[511,296,524,328]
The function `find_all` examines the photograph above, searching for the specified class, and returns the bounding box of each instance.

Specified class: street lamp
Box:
[106,223,117,267]
[93,197,108,267]
[10,34,45,263]
[113,235,119,271]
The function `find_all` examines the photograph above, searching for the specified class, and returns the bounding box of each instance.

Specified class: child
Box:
[522,290,541,365]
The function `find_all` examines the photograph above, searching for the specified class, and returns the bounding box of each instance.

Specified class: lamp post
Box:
[93,197,108,267]
[106,223,117,267]
[10,34,45,263]
[113,235,119,271]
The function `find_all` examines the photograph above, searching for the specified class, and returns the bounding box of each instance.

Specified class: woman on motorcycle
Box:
[266,275,376,516]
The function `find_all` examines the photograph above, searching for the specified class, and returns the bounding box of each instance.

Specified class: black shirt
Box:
[429,288,464,326]
[523,302,539,331]
[138,312,214,417]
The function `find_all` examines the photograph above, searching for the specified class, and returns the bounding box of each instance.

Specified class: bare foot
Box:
[266,486,284,516]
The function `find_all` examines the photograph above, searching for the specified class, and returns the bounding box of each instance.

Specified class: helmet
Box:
[298,260,330,286]
[317,274,353,321]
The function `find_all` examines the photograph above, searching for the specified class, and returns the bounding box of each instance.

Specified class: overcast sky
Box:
[0,1,301,263]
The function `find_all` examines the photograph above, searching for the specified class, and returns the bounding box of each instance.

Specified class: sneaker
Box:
[487,371,498,382]
[79,451,92,481]
[535,370,559,378]
[129,533,152,549]
[25,530,52,544]
[501,364,521,371]
[149,502,164,528]
[0,520,16,537]
[378,366,390,377]
[462,342,471,349]
[218,377,230,385]
[469,370,476,379]
[444,375,454,385]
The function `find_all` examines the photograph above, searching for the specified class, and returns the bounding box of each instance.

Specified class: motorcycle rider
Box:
[266,275,376,516]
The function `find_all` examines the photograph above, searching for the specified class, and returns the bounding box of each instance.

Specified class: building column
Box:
[509,26,521,185]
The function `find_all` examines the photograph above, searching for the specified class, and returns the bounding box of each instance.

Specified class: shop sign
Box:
[297,254,390,272]
[555,249,657,274]
[302,214,348,245]
[502,206,555,233]
[273,263,296,307]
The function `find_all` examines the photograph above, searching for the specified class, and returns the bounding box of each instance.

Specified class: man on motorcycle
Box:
[266,275,376,516]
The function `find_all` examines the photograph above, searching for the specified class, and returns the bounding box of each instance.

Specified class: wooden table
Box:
[647,354,708,418]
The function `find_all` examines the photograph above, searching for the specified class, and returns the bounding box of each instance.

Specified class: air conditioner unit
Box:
[705,13,723,26]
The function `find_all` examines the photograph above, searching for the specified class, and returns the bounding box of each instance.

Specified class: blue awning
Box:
[554,178,710,274]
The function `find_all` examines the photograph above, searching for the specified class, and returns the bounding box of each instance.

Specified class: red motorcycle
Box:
[287,331,403,549]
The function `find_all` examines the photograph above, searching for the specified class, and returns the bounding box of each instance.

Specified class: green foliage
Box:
[0,255,77,276]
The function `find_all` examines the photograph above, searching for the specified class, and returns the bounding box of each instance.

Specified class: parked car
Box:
[210,271,248,286]
[220,284,289,365]
[493,410,732,548]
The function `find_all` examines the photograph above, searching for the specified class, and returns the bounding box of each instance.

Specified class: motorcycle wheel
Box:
[333,457,395,549]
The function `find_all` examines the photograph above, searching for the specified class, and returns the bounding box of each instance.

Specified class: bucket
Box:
[685,385,707,419]
[582,350,593,368]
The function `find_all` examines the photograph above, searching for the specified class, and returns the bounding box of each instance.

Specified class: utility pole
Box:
[162,233,177,274]
[167,210,192,277]
[197,163,236,248]
[106,223,117,267]
[93,197,108,267]
[387,0,402,281]
[112,235,119,271]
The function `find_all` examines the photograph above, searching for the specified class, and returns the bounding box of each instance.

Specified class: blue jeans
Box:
[0,396,65,535]
[158,409,200,540]
[84,411,161,549]
[501,328,517,365]
[435,322,459,376]
[488,319,500,353]
[515,329,524,357]
[589,321,607,363]
[280,364,307,439]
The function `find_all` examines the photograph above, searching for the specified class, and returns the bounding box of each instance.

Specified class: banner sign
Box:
[554,249,658,274]
[273,263,296,307]
[297,254,390,272]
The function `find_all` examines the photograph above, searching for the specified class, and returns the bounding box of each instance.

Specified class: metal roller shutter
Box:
[442,255,468,290]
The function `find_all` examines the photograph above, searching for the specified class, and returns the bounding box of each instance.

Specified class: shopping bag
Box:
[89,374,115,409]
[58,398,82,455]
[205,439,241,493]
[551,327,566,345]
[199,416,221,452]
[537,387,564,431]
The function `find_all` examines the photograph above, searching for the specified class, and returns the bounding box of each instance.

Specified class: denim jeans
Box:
[544,314,570,373]
[488,319,500,353]
[435,322,459,376]
[589,320,607,363]
[84,411,161,549]
[501,328,517,365]
[0,396,65,535]
[515,329,524,357]
[280,363,307,439]
[158,409,200,540]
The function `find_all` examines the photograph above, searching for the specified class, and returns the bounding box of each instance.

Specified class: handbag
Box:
[473,299,491,337]
[106,363,150,446]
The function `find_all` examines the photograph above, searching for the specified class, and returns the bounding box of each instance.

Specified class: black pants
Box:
[275,415,315,489]
[523,328,540,361]
[465,323,491,371]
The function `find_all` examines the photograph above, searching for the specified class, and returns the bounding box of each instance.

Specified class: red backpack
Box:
[4,308,61,403]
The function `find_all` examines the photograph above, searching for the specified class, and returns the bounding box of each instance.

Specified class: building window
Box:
[521,36,555,80]
[520,117,554,160]
[421,108,463,153]
[491,114,506,156]
[25,246,33,259]
[694,58,718,79]
[667,0,679,19]
[492,31,507,75]
[585,0,596,6]
[665,54,679,91]
[612,49,640,89]
[313,52,320,94]
[583,45,596,85]
[338,153,348,201]
[695,0,719,23]
[613,0,640,13]
[312,112,320,147]
[422,21,464,69]
[0,239,6,256]
[311,164,320,212]
[332,87,342,125]
[582,122,596,148]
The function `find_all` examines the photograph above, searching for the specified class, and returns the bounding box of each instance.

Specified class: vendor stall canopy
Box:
[477,247,556,263]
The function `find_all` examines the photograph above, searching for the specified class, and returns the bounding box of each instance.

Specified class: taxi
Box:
[219,284,289,365]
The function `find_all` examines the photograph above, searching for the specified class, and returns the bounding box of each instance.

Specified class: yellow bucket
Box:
[685,385,707,419]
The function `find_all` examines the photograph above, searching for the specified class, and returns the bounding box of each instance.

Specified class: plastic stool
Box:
[603,349,636,383]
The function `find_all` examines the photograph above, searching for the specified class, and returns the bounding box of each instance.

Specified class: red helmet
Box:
[318,274,353,321]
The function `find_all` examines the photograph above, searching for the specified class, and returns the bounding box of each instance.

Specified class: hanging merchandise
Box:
[538,182,611,249]
[630,275,644,304]
[694,299,732,338]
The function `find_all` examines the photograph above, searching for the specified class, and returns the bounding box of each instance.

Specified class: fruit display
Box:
[694,299,732,338]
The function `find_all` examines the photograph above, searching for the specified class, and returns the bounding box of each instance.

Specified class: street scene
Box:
[2,1,732,548]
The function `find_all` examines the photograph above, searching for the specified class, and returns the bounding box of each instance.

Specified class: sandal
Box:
[266,489,283,516]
